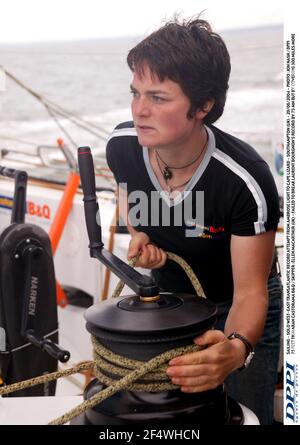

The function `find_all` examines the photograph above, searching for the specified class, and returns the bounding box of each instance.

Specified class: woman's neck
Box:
[153,125,207,167]
[148,125,209,195]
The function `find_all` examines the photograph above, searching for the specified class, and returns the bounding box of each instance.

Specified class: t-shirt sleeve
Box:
[230,161,280,236]
[106,139,128,190]
[106,138,118,180]
[106,122,134,189]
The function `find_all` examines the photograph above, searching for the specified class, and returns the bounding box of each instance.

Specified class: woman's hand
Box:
[166,330,247,393]
[127,232,167,269]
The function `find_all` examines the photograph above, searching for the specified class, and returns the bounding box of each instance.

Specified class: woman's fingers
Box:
[145,244,158,264]
[166,364,212,378]
[136,244,167,269]
[153,248,167,269]
[164,330,241,393]
[168,366,221,386]
[127,232,150,259]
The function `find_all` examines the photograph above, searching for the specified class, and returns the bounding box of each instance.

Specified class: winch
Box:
[0,166,70,397]
[74,146,247,425]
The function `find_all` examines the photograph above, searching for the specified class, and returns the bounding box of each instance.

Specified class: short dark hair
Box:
[127,17,231,124]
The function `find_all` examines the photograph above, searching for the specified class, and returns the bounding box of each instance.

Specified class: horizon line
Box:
[0,22,283,46]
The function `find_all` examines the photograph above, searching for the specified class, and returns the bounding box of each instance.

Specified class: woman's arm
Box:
[224,230,275,348]
[117,186,167,268]
[166,230,276,392]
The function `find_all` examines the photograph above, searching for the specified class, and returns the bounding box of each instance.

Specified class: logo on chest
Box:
[184,220,225,239]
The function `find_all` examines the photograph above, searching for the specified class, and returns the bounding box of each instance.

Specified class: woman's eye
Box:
[152,95,164,102]
[130,90,138,97]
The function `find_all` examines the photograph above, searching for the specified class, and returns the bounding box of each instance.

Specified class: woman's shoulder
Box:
[107,121,137,145]
[209,125,265,166]
[106,121,141,173]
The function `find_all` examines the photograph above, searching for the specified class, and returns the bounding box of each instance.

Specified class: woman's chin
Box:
[137,135,156,148]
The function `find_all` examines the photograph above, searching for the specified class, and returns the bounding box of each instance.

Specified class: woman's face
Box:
[130,64,203,150]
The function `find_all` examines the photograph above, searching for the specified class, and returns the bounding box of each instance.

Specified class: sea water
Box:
[0,25,283,191]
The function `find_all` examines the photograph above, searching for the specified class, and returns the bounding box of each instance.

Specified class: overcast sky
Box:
[0,0,283,43]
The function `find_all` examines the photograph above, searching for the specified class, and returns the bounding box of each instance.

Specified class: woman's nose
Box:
[132,96,151,117]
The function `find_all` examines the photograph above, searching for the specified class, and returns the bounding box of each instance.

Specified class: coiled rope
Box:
[0,252,206,425]
[112,251,206,299]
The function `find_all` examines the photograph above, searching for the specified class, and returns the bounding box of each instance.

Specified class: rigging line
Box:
[44,103,78,148]
[2,67,43,101]
[42,100,108,140]
[45,98,110,136]
[4,68,106,139]
[2,67,109,137]
[0,134,38,146]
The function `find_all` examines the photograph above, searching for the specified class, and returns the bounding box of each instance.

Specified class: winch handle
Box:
[77,147,159,298]
[0,165,27,224]
[20,244,71,363]
[77,147,103,250]
[25,330,70,363]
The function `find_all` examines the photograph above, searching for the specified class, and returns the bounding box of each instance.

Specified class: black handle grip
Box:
[0,166,18,179]
[0,165,27,224]
[77,147,103,249]
[25,330,70,363]
[42,339,70,363]
[77,147,97,197]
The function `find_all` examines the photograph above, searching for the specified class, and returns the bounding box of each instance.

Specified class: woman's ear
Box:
[195,99,215,120]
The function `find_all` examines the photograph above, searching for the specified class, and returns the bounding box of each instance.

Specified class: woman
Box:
[106,17,282,425]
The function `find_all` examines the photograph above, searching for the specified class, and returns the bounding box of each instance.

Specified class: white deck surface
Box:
[0,396,259,425]
[0,395,82,425]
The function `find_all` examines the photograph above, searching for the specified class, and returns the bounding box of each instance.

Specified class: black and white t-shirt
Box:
[106,121,280,303]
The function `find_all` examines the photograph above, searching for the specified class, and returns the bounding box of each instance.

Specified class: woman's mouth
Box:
[138,125,155,132]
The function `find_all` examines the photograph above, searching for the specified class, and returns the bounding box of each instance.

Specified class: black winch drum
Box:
[71,292,245,425]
